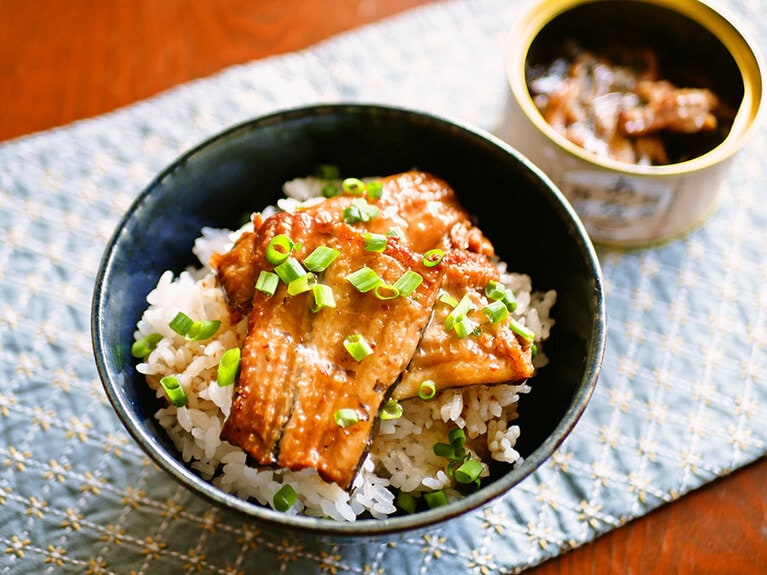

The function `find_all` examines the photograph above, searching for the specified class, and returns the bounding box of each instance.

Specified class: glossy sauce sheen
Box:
[214,172,534,488]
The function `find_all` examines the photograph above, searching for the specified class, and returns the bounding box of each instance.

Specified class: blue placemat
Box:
[1,0,765,573]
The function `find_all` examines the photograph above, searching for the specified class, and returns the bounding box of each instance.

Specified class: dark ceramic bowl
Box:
[91,103,605,540]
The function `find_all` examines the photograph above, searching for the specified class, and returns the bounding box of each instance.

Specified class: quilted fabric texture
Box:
[1,0,765,573]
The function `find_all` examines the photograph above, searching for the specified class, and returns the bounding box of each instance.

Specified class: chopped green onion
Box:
[449,427,466,447]
[322,183,340,198]
[316,163,340,180]
[131,333,162,358]
[387,227,404,239]
[265,234,294,265]
[274,257,306,284]
[531,342,538,358]
[446,457,462,477]
[255,270,280,296]
[217,348,241,387]
[503,291,518,312]
[311,283,336,312]
[169,312,194,336]
[438,291,459,308]
[452,315,479,339]
[509,318,535,342]
[169,312,219,341]
[334,408,360,428]
[342,177,366,195]
[396,491,418,514]
[450,293,473,316]
[160,376,188,407]
[418,380,437,400]
[393,270,423,297]
[380,398,403,420]
[343,204,363,223]
[363,232,387,252]
[343,200,379,223]
[273,483,297,512]
[287,272,317,296]
[482,300,510,323]
[423,490,448,509]
[303,245,340,272]
[454,459,484,484]
[343,334,374,362]
[485,280,506,301]
[366,179,383,199]
[185,320,221,341]
[374,283,400,301]
[444,294,474,332]
[433,442,456,459]
[345,267,383,293]
[422,248,445,267]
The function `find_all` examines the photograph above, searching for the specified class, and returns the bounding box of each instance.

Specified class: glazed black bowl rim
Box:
[91,102,606,538]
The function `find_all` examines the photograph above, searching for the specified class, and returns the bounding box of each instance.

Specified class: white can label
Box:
[561,170,676,244]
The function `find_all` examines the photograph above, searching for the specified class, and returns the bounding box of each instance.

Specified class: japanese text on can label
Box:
[562,170,675,242]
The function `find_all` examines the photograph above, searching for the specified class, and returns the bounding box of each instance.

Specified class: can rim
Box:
[505,0,765,176]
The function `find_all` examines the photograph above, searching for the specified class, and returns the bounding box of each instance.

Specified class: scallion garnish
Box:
[185,320,221,341]
[392,270,423,297]
[255,270,280,296]
[433,442,456,459]
[503,290,518,312]
[423,490,448,509]
[374,283,400,301]
[380,398,403,420]
[311,283,336,312]
[444,294,474,332]
[363,232,387,253]
[169,312,220,341]
[169,312,194,336]
[217,348,241,387]
[160,376,188,407]
[366,179,383,199]
[343,334,374,362]
[509,318,535,342]
[322,183,340,198]
[422,248,445,267]
[485,280,506,301]
[342,177,366,196]
[265,234,295,265]
[482,300,509,324]
[454,459,484,484]
[303,245,340,272]
[396,491,417,514]
[434,427,483,488]
[452,315,479,339]
[448,428,465,447]
[131,333,162,358]
[274,257,306,284]
[438,291,459,308]
[287,272,317,296]
[343,200,379,224]
[418,380,437,400]
[387,227,404,239]
[273,483,297,512]
[345,267,383,293]
[334,408,360,428]
[316,163,340,180]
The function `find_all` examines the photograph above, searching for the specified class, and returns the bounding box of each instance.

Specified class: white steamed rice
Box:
[133,178,556,521]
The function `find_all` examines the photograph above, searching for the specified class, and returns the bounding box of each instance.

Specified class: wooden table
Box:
[2,1,764,572]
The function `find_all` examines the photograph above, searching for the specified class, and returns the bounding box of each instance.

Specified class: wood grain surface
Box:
[1,1,765,573]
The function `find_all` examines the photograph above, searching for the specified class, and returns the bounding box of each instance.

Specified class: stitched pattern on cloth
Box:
[0,0,765,572]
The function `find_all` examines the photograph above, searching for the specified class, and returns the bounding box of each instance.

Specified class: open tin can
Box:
[501,0,764,248]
